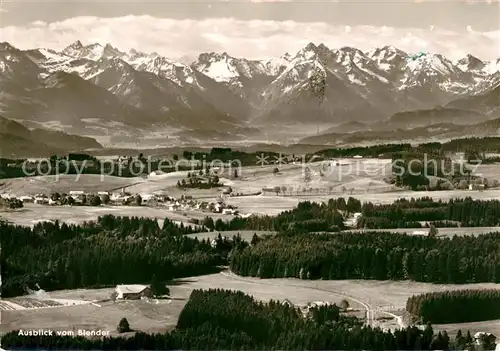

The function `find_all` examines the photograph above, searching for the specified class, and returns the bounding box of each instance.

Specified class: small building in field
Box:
[34,196,49,205]
[469,183,485,191]
[474,332,496,346]
[19,196,34,203]
[115,285,153,300]
[69,190,85,196]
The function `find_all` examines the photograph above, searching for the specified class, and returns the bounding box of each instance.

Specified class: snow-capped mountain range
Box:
[1,40,499,140]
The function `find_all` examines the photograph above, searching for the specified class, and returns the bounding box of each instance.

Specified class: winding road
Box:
[221,270,406,329]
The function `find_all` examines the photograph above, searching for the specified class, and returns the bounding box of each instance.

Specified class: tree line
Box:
[358,197,500,228]
[406,289,500,324]
[2,288,490,350]
[205,199,359,232]
[230,232,500,283]
[1,215,246,297]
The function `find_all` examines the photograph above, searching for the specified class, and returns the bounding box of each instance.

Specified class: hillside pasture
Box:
[2,272,499,337]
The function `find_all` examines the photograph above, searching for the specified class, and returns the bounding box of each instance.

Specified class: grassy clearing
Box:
[2,273,499,337]
[0,203,232,228]
[0,175,141,195]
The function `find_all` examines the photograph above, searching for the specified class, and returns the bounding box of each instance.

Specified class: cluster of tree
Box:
[49,192,106,207]
[359,197,500,228]
[315,143,413,159]
[230,232,500,283]
[0,197,23,209]
[0,153,200,180]
[177,172,222,189]
[3,288,488,350]
[1,215,245,297]
[211,199,354,232]
[406,289,500,324]
[390,151,462,190]
[182,148,288,168]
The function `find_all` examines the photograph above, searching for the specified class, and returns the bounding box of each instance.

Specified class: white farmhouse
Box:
[19,196,34,203]
[115,285,153,300]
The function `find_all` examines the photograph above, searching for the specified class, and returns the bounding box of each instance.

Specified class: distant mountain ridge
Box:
[1,40,500,143]
[0,116,102,157]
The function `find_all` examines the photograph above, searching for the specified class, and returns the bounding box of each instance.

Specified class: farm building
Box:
[469,184,485,190]
[18,196,34,203]
[474,332,496,346]
[69,190,85,196]
[222,208,238,215]
[34,196,49,205]
[140,194,157,204]
[115,285,153,300]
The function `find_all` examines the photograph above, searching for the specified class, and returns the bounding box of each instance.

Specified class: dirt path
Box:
[221,271,376,326]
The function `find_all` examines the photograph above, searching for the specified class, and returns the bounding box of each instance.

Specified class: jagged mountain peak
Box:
[456,54,486,72]
[66,40,83,50]
[367,45,408,62]
[0,42,18,52]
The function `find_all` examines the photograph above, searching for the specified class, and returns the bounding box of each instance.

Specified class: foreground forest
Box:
[1,215,243,297]
[2,289,489,350]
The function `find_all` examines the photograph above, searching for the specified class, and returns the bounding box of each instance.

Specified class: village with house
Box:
[0,187,240,216]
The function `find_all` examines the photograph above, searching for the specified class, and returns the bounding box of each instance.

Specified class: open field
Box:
[187,227,500,242]
[2,272,499,336]
[227,189,500,215]
[2,160,500,220]
[0,203,233,227]
[0,174,141,196]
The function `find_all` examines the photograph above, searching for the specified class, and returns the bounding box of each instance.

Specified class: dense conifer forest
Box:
[1,289,479,350]
[3,198,500,297]
[216,198,356,232]
[358,197,500,228]
[230,232,500,283]
[1,215,244,297]
[406,289,500,324]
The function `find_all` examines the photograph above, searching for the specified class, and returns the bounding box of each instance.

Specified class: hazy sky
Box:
[1,0,499,61]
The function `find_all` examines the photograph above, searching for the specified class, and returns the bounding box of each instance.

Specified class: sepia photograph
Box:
[1,0,500,349]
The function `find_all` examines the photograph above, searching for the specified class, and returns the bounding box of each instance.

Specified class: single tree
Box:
[89,195,102,207]
[429,224,438,237]
[273,167,279,174]
[340,299,350,311]
[134,195,142,206]
[274,186,281,196]
[455,329,464,349]
[465,331,473,345]
[251,233,260,246]
[102,194,111,205]
[117,317,131,333]
[150,274,170,297]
